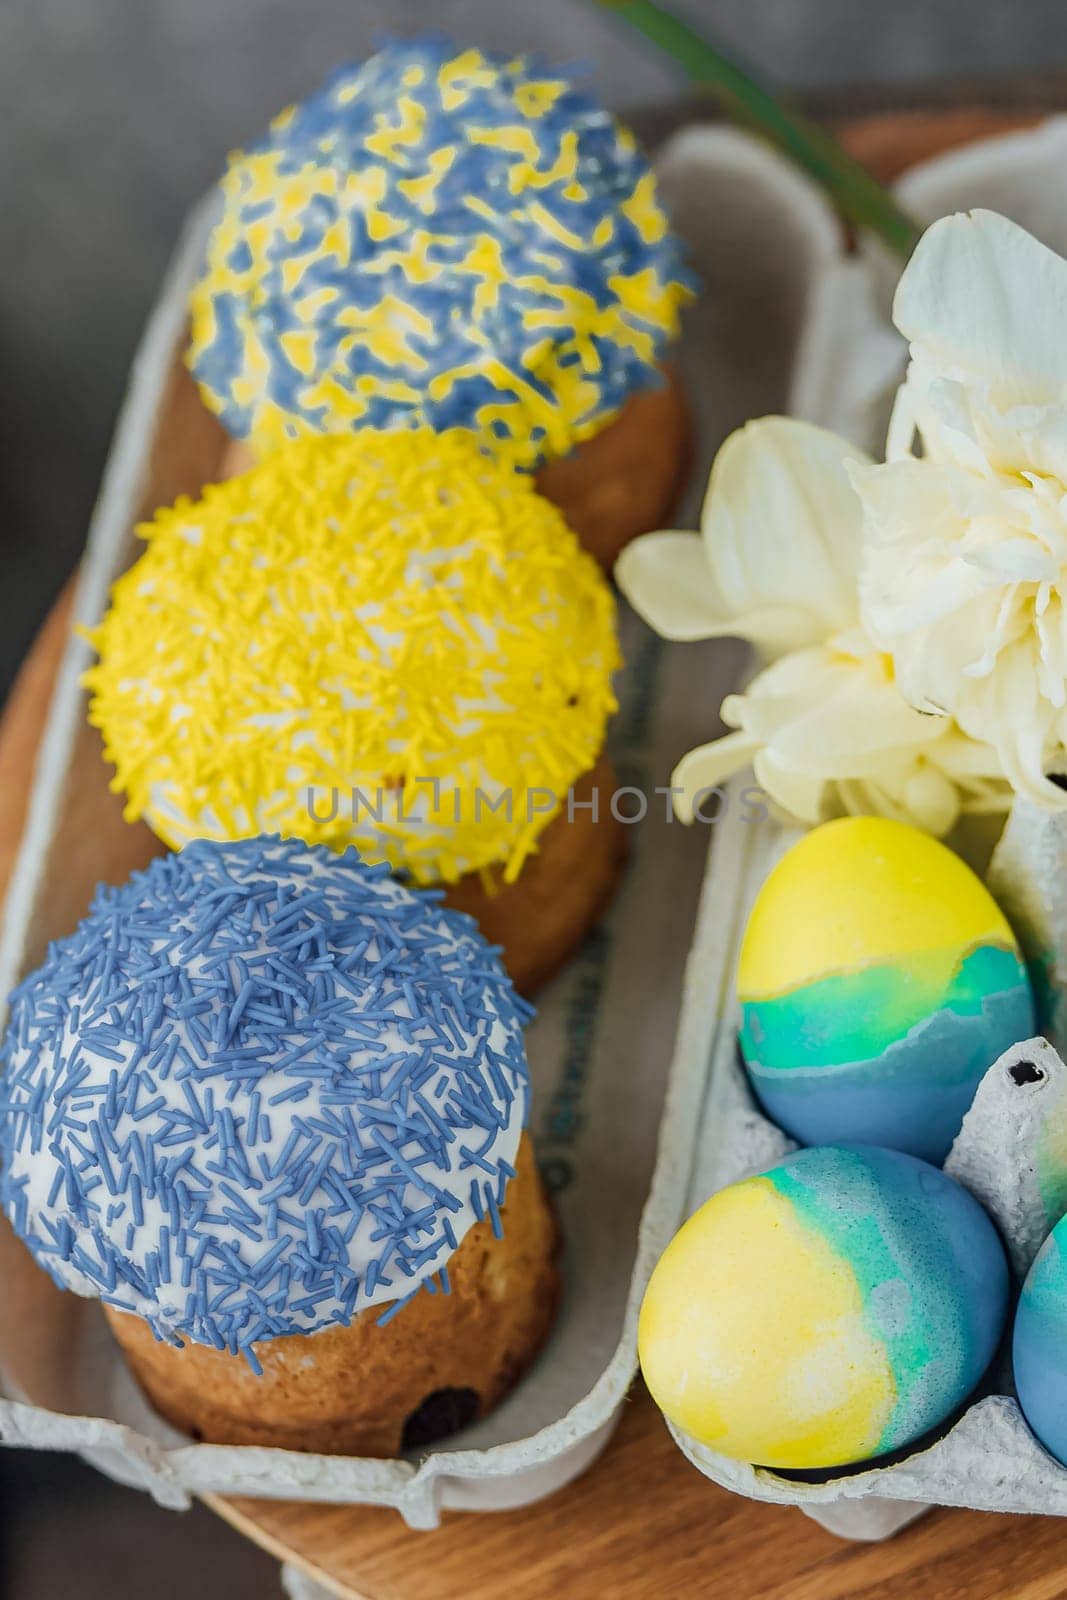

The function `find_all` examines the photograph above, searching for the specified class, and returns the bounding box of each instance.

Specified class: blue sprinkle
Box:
[375,1288,418,1328]
[223,1211,263,1245]
[485,1183,504,1241]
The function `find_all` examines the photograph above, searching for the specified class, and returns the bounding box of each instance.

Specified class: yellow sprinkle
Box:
[525,201,588,252]
[621,171,668,245]
[397,146,457,210]
[461,194,501,232]
[364,95,427,162]
[469,124,543,163]
[365,208,407,244]
[513,78,567,119]
[185,54,693,469]
[438,48,497,112]
[278,329,318,378]
[609,266,684,340]
[592,216,615,251]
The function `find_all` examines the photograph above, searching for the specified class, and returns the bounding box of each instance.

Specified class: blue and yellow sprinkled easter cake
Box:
[0,837,559,1455]
[187,38,694,563]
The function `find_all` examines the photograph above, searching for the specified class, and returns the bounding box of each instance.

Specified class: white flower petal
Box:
[894,209,1067,411]
[698,416,872,655]
[860,355,1067,800]
[672,733,760,823]
[669,637,1006,836]
[737,649,943,779]
[886,379,920,463]
[614,532,729,641]
[856,457,1041,714]
[892,212,1067,480]
[949,637,1067,808]
[752,749,831,826]
[929,727,1009,784]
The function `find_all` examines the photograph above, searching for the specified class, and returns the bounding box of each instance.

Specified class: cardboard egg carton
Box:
[7,105,1067,1540]
[0,125,845,1527]
[668,114,1067,1543]
[679,897,1067,1540]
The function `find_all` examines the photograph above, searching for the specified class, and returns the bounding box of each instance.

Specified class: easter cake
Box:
[0,836,558,1456]
[83,429,626,994]
[187,38,694,568]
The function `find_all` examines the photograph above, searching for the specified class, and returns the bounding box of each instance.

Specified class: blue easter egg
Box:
[1014,1217,1067,1466]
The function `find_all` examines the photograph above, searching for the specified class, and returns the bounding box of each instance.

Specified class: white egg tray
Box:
[677,825,1067,1540]
[8,107,1067,1544]
[667,114,1067,1542]
[0,125,841,1527]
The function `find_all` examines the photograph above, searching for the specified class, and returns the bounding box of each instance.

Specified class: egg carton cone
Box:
[945,1036,1067,1280]
[0,125,848,1526]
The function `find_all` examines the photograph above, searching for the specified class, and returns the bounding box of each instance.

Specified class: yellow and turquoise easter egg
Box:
[739,817,1034,1163]
[639,1144,1008,1469]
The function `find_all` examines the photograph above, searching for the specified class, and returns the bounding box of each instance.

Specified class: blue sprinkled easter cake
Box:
[187,37,694,564]
[0,836,559,1456]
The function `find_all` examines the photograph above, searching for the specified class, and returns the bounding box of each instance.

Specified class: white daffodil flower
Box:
[615,415,1008,833]
[858,209,1067,806]
[617,416,866,655]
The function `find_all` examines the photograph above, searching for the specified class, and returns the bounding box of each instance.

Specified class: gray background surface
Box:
[1,2,1067,1595]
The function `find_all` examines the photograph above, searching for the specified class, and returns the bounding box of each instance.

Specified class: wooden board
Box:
[2,106,1062,1600]
[214,1387,1067,1600]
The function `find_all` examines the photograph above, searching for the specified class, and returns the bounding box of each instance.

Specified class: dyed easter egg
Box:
[1014,1216,1067,1466]
[739,817,1034,1163]
[639,1144,1008,1469]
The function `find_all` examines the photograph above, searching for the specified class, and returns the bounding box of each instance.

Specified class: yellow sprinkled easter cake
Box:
[85,429,626,991]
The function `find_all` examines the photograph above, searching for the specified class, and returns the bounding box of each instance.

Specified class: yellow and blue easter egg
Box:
[739,817,1034,1163]
[639,1144,1008,1469]
[1014,1215,1067,1467]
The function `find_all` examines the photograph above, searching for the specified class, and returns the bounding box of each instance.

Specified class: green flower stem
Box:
[596,0,923,258]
